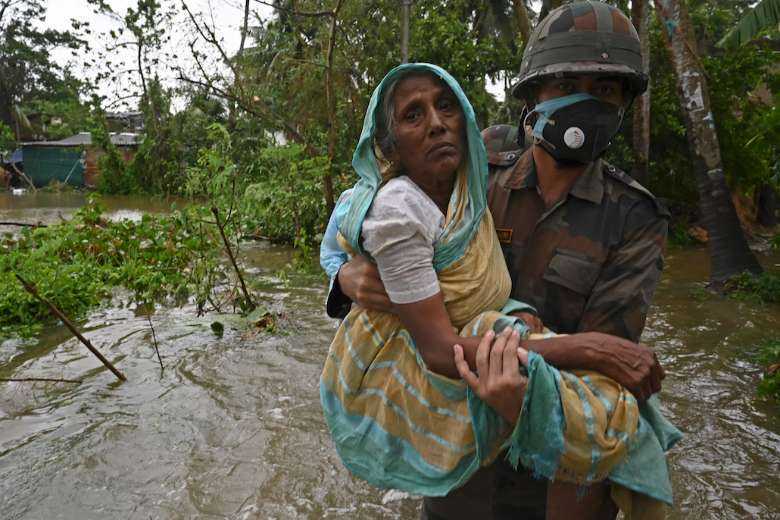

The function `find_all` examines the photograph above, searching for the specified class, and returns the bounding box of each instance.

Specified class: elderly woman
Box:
[320,63,678,519]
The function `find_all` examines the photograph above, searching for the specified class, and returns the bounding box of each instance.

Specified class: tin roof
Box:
[23,132,140,147]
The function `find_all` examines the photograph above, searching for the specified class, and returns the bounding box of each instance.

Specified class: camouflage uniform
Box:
[487,144,669,342]
[328,2,667,517]
[421,126,669,520]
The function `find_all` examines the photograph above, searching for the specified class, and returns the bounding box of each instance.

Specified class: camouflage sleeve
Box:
[576,200,668,342]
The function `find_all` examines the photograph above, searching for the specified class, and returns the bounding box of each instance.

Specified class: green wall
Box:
[22,146,85,187]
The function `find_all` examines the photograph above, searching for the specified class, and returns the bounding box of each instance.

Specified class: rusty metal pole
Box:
[401,0,412,63]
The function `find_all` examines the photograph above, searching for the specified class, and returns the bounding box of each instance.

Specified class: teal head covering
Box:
[338,63,488,271]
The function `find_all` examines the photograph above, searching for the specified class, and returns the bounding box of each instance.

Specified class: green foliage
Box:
[242,144,342,244]
[0,121,14,153]
[0,196,232,339]
[183,123,237,207]
[668,221,698,247]
[704,45,779,191]
[771,233,780,250]
[638,7,778,213]
[725,270,780,303]
[717,0,780,48]
[27,72,93,140]
[408,0,522,125]
[0,0,91,138]
[126,80,184,194]
[91,101,139,195]
[755,339,780,399]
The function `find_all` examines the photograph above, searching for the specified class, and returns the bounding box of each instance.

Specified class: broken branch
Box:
[14,273,127,382]
[211,207,255,312]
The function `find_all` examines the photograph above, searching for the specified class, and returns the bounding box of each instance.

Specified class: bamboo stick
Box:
[211,207,255,312]
[1,377,82,384]
[14,273,127,382]
[0,221,47,227]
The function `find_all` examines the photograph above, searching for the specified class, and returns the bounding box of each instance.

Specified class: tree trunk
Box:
[324,0,344,213]
[631,0,651,185]
[401,0,411,63]
[653,0,762,283]
[511,0,532,46]
[756,183,778,227]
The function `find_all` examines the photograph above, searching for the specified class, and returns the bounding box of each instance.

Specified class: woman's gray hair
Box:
[375,76,403,158]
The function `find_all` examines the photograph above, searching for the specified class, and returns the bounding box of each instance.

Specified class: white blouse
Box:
[361,176,445,304]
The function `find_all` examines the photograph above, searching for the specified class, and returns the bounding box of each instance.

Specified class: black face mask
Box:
[525,93,624,165]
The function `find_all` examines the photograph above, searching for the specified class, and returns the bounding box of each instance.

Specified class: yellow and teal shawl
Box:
[320,63,681,516]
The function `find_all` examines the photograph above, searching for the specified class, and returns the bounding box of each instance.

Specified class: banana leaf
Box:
[717,0,780,48]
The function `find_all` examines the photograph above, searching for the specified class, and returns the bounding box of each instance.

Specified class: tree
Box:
[0,0,88,139]
[717,0,780,48]
[631,0,652,185]
[511,0,533,45]
[653,0,762,283]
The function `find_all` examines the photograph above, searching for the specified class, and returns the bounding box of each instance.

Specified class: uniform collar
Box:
[502,149,604,205]
[568,159,605,204]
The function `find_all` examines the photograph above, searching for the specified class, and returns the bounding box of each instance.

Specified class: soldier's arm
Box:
[578,199,668,341]
[568,199,668,399]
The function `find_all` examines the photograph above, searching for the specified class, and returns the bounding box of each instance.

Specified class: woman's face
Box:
[390,74,466,185]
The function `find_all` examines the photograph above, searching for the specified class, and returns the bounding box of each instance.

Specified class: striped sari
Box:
[320,63,680,518]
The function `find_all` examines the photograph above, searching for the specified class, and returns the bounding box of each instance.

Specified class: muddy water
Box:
[0,192,179,233]
[1,195,778,519]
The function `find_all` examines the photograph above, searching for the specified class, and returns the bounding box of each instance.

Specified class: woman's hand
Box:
[453,327,530,425]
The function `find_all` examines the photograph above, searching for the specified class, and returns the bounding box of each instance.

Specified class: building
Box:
[21,132,139,188]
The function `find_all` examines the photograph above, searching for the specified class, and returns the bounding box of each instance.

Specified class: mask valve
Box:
[563,127,585,149]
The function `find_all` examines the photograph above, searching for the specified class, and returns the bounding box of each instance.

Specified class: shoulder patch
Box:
[482,124,524,167]
[603,162,670,218]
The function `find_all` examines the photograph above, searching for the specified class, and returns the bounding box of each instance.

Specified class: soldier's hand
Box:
[578,332,665,401]
[511,312,543,334]
[337,255,394,313]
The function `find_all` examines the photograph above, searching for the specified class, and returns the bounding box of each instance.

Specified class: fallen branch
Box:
[0,221,48,228]
[147,314,164,371]
[10,163,36,192]
[211,207,255,312]
[1,377,82,384]
[14,273,127,382]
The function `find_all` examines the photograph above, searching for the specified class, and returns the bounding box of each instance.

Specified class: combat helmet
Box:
[513,1,647,100]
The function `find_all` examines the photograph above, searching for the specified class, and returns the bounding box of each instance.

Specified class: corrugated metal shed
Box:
[23,132,140,147]
[21,132,140,188]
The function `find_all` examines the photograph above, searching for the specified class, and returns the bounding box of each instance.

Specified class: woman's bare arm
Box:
[395,292,490,378]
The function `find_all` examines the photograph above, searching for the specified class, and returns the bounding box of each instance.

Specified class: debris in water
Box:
[246,305,275,332]
[211,321,224,337]
[381,489,412,504]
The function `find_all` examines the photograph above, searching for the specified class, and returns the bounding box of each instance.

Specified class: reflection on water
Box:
[0,198,778,519]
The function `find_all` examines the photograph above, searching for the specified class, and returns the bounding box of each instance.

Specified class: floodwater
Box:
[0,192,180,233]
[1,193,778,519]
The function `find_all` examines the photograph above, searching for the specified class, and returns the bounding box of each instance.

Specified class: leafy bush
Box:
[0,196,232,339]
[756,339,780,399]
[726,270,780,303]
[242,145,335,244]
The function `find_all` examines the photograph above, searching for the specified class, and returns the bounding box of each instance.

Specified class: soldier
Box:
[322,2,669,518]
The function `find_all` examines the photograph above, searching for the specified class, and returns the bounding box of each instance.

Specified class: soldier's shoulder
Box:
[602,162,670,218]
[482,124,525,169]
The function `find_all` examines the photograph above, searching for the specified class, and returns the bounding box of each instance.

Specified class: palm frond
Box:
[717,0,780,48]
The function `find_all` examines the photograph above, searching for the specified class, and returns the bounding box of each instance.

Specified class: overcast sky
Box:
[43,0,504,110]
[44,0,273,109]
